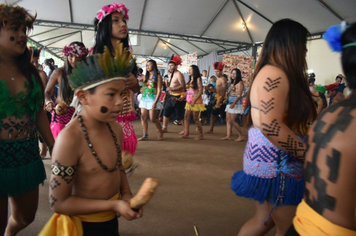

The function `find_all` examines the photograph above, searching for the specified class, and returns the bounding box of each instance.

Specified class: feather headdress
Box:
[68,41,135,108]
[0,4,36,30]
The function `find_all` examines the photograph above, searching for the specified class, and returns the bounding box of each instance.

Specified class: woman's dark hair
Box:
[318,92,327,110]
[44,58,55,71]
[231,68,242,85]
[144,60,159,84]
[244,19,317,134]
[60,41,85,104]
[188,65,201,90]
[341,22,356,89]
[93,10,130,55]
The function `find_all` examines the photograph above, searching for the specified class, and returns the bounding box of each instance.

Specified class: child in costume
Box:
[287,21,356,236]
[39,43,142,236]
[138,59,164,141]
[93,3,140,156]
[45,42,89,139]
[0,4,54,235]
[221,68,245,141]
[230,19,317,236]
[178,65,206,140]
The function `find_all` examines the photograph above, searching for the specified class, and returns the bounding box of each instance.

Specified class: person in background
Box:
[326,83,345,105]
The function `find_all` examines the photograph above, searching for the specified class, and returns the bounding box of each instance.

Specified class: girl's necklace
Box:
[78,115,121,172]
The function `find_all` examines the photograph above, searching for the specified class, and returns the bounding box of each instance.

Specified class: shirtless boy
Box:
[162,54,186,132]
[39,45,142,236]
[206,62,227,133]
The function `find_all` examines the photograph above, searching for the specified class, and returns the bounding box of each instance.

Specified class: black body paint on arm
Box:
[263,77,281,92]
[49,194,57,208]
[51,160,76,184]
[260,98,275,114]
[262,119,280,137]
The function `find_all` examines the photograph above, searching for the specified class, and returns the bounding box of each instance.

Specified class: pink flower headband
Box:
[62,44,89,58]
[96,3,129,26]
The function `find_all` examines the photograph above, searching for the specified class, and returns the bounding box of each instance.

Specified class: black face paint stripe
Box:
[100,106,108,113]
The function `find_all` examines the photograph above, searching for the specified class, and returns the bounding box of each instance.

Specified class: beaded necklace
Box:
[78,115,121,172]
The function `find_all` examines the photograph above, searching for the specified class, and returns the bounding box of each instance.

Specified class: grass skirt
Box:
[0,137,46,197]
[116,111,137,156]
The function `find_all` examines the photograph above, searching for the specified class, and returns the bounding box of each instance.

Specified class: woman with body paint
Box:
[0,4,54,235]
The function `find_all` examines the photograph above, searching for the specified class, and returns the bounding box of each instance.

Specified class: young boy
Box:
[40,44,142,236]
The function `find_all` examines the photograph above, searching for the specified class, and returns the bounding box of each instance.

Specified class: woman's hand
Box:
[152,103,157,110]
[125,73,139,89]
[229,103,235,109]
[45,101,55,112]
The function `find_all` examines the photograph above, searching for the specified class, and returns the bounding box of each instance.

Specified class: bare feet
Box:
[162,128,168,133]
[157,131,164,141]
[178,134,189,139]
[178,130,184,135]
[194,135,203,140]
[235,136,245,142]
[204,130,213,134]
[220,136,232,140]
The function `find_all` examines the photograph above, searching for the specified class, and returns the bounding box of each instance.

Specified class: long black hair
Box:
[189,65,201,90]
[244,19,317,134]
[60,41,85,104]
[93,9,130,55]
[341,22,356,89]
[144,60,159,84]
[231,68,242,85]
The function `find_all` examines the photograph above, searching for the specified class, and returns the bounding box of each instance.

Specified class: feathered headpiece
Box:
[28,46,42,59]
[168,54,182,66]
[323,21,356,52]
[68,41,135,108]
[315,85,327,94]
[0,4,36,31]
[96,3,129,26]
[213,62,224,70]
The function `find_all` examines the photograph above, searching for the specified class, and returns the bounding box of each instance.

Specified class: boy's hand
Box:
[114,200,142,221]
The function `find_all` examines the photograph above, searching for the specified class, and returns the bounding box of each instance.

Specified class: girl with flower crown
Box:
[93,3,140,156]
[44,41,89,139]
[0,4,54,235]
[137,59,164,141]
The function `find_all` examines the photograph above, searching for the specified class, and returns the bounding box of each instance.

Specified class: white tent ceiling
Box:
[3,0,356,61]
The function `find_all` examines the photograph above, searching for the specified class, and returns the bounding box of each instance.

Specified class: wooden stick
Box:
[194,226,199,236]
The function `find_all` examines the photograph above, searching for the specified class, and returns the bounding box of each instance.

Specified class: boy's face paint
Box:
[86,80,125,123]
[100,106,108,113]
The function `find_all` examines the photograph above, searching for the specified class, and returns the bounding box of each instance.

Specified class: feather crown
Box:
[213,62,224,70]
[68,41,135,92]
[0,4,36,31]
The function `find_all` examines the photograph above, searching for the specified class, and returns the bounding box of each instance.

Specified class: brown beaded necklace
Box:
[78,115,121,172]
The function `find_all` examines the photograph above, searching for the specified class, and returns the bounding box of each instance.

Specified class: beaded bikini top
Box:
[0,75,43,126]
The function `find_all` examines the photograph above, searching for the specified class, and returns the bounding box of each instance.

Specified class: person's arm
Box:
[50,128,140,220]
[38,70,49,89]
[257,75,307,159]
[191,77,203,106]
[44,68,61,111]
[154,74,162,105]
[36,109,55,154]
